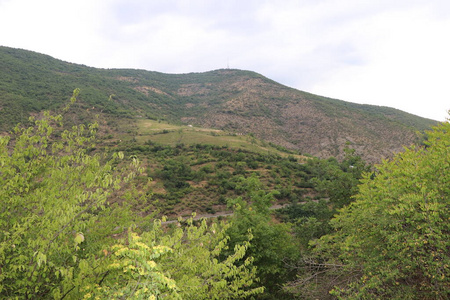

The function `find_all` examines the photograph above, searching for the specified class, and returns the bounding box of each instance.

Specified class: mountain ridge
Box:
[0,46,438,162]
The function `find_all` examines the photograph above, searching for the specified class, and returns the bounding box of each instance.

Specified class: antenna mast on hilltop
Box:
[227,58,230,69]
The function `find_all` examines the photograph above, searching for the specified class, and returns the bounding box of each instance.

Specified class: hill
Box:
[0,46,438,161]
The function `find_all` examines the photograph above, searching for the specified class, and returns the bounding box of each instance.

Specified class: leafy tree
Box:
[72,229,180,300]
[145,217,264,299]
[308,148,369,208]
[277,149,369,257]
[311,119,450,299]
[0,92,149,298]
[0,91,265,299]
[0,91,169,299]
[280,200,334,249]
[226,175,299,299]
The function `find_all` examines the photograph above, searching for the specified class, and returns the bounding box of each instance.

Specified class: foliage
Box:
[0,46,437,162]
[73,229,180,300]
[312,119,450,299]
[0,92,265,299]
[145,217,264,299]
[226,175,300,299]
[156,158,194,191]
[76,216,264,300]
[275,148,369,256]
[280,200,334,249]
[0,92,146,298]
[308,147,370,208]
[123,140,313,215]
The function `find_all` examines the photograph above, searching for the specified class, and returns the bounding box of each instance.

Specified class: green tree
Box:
[145,217,263,299]
[313,119,450,299]
[0,91,264,299]
[79,216,263,300]
[226,175,299,299]
[308,148,369,208]
[73,228,180,300]
[0,98,151,297]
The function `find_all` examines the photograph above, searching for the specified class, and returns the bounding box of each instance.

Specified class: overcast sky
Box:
[1,0,449,121]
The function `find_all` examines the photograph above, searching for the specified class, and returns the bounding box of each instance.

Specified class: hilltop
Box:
[0,46,437,161]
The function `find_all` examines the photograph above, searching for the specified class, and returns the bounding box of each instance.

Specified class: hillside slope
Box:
[0,46,437,161]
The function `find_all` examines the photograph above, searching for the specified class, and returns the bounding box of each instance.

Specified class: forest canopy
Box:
[0,93,262,299]
[307,117,450,299]
[1,88,448,299]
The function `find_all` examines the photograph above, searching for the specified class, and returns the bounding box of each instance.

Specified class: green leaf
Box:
[74,232,85,244]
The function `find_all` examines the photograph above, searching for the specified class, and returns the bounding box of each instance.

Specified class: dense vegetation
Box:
[1,46,447,299]
[313,119,449,299]
[284,117,450,299]
[0,46,437,161]
[7,104,447,299]
[0,97,265,299]
[0,92,371,299]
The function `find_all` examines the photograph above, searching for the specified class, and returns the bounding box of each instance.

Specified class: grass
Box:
[135,119,306,160]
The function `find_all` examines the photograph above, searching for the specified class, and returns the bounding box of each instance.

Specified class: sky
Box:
[1,0,449,121]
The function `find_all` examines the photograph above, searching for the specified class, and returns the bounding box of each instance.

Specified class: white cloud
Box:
[0,0,109,63]
[309,5,450,120]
